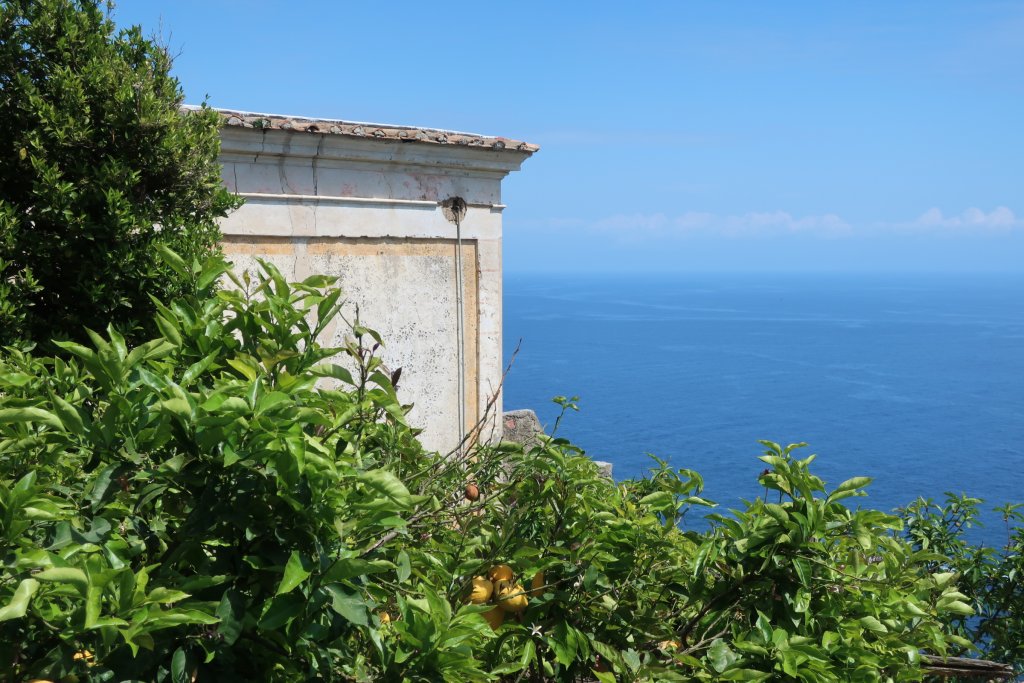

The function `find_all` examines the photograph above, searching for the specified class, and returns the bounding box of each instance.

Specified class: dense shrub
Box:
[0,259,974,681]
[900,494,1024,677]
[0,0,238,349]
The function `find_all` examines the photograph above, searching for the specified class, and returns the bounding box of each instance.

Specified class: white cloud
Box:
[590,210,853,238]
[526,207,1021,239]
[904,206,1021,233]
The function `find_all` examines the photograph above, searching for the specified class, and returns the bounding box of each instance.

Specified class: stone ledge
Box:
[502,409,613,478]
[187,105,540,153]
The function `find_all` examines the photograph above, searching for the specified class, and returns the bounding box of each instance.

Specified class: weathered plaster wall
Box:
[213,113,535,453]
[222,236,482,447]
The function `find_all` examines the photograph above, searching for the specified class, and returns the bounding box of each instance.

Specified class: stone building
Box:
[207,108,537,453]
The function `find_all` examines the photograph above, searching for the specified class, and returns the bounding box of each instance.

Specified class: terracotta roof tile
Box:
[185,106,539,154]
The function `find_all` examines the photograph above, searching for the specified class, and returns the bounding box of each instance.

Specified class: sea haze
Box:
[502,272,1024,545]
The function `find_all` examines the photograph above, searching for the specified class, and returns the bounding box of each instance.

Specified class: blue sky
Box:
[116,1,1024,273]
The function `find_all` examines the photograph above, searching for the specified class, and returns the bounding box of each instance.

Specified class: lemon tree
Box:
[0,257,985,681]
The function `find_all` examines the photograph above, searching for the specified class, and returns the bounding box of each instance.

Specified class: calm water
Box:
[503,272,1024,545]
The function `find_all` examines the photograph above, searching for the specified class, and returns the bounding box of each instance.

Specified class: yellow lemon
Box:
[379,611,392,625]
[529,570,545,597]
[481,605,504,630]
[497,581,529,613]
[469,576,493,604]
[488,564,514,583]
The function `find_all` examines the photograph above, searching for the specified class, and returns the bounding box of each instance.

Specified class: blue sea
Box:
[502,272,1024,546]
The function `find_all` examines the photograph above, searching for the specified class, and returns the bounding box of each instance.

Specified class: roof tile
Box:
[187,106,539,154]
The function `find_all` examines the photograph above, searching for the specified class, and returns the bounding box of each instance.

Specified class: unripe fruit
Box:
[496,581,529,613]
[529,570,545,596]
[464,483,480,501]
[469,576,493,604]
[488,564,513,582]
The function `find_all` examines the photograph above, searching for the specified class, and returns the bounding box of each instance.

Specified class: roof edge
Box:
[183,105,539,154]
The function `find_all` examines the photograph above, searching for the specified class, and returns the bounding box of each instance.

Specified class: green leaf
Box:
[325,584,369,626]
[158,397,192,421]
[146,609,220,630]
[49,392,86,435]
[0,371,32,387]
[829,476,872,500]
[216,589,245,646]
[35,567,88,595]
[939,600,974,616]
[171,646,189,683]
[859,616,888,633]
[0,407,63,430]
[223,443,241,467]
[197,257,228,290]
[85,580,103,628]
[396,550,411,583]
[311,363,355,385]
[549,621,577,666]
[519,638,537,671]
[88,463,120,508]
[638,491,674,511]
[147,587,191,604]
[709,638,739,673]
[181,349,220,384]
[324,558,396,583]
[720,668,772,681]
[53,340,96,360]
[155,315,182,346]
[157,245,189,278]
[358,469,412,509]
[0,578,39,622]
[259,593,305,630]
[227,358,258,382]
[277,551,311,595]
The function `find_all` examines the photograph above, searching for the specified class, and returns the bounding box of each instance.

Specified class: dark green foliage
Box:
[0,0,238,349]
[0,258,973,681]
[901,494,1024,678]
[0,258,494,681]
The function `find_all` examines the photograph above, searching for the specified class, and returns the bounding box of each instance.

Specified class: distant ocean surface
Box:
[502,272,1024,546]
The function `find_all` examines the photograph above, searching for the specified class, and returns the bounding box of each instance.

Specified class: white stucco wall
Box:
[212,112,535,453]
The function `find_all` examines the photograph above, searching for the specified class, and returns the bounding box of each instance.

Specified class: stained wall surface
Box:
[213,114,535,452]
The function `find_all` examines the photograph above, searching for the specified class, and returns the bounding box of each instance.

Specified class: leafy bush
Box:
[900,494,1024,676]
[0,260,974,681]
[0,0,238,349]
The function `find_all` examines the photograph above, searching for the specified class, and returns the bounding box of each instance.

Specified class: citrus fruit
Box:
[488,564,513,582]
[481,605,504,630]
[469,576,493,604]
[529,570,545,596]
[496,581,529,613]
